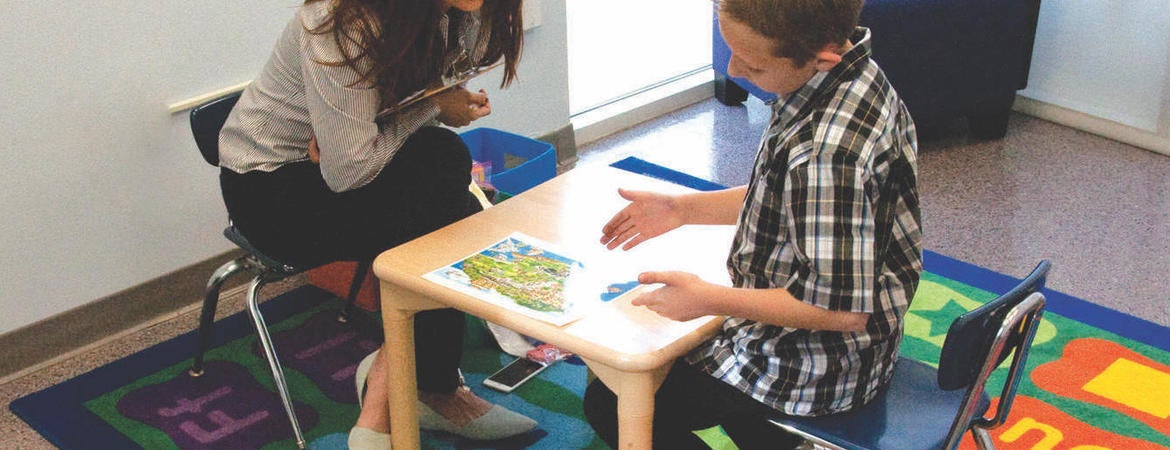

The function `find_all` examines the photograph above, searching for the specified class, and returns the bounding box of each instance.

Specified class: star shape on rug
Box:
[913,299,970,338]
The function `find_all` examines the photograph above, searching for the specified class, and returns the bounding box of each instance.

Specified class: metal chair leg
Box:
[337,258,373,323]
[972,428,995,450]
[245,272,307,449]
[190,257,249,376]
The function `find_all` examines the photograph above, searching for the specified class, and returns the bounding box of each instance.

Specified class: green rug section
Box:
[902,272,1170,447]
[83,301,357,449]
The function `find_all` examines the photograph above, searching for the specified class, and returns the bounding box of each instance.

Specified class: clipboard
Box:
[376,61,502,120]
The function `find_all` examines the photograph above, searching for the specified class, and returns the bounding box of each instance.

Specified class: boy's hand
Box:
[631,271,714,321]
[600,189,684,250]
[435,87,491,127]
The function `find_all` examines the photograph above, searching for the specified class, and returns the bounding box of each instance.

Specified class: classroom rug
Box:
[10,158,1170,449]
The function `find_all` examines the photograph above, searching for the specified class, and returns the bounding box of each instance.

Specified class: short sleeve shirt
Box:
[686,27,924,416]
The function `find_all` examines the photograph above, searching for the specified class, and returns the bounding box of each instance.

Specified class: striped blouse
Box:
[686,27,923,416]
[218,2,488,192]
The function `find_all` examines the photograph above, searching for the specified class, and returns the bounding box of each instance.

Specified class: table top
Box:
[373,164,735,372]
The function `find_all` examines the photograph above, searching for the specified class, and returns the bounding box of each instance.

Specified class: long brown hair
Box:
[306,0,523,106]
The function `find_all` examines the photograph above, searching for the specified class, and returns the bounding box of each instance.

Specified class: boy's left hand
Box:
[631,271,714,321]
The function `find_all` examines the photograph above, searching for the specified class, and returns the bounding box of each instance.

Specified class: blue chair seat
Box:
[771,358,991,450]
[769,261,1050,450]
[222,225,300,275]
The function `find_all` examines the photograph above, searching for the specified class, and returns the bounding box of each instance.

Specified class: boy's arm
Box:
[677,186,748,225]
[633,271,869,332]
[601,186,747,250]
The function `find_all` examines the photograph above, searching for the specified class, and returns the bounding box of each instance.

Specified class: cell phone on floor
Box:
[482,357,548,393]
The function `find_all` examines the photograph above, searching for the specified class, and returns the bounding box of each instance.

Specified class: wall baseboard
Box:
[0,250,244,381]
[1014,95,1170,157]
[538,123,578,169]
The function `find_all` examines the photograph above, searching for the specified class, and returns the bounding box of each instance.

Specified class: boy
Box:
[582,0,922,448]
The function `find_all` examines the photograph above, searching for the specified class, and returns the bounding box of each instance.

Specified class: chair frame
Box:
[944,291,1046,449]
[771,261,1051,450]
[187,91,370,449]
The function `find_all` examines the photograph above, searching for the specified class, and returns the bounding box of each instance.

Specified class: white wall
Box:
[1018,0,1170,155]
[0,0,569,334]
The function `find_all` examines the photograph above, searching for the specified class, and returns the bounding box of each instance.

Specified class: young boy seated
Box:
[582,0,923,448]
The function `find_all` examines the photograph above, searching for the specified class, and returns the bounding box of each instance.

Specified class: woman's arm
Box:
[301,45,441,193]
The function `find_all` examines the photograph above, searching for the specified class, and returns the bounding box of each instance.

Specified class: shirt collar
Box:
[771,27,873,126]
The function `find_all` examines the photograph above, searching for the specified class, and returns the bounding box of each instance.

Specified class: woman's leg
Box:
[224,126,480,386]
[334,127,480,393]
[222,126,532,439]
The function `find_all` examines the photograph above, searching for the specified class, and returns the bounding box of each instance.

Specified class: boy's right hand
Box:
[600,188,685,250]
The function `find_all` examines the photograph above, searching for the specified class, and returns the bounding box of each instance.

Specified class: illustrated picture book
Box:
[422,232,628,326]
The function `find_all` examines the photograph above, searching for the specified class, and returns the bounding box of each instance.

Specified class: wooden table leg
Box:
[379,282,443,450]
[383,306,420,450]
[584,358,673,450]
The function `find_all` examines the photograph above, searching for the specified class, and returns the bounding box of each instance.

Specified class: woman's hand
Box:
[600,189,686,250]
[435,87,491,127]
[307,134,320,164]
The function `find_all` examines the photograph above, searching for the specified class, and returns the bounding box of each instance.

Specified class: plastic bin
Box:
[461,128,556,200]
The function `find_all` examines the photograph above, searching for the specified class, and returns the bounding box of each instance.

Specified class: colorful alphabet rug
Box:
[10,158,1170,449]
[916,253,1170,449]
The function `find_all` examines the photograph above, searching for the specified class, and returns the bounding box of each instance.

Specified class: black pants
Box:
[583,360,803,450]
[220,126,480,393]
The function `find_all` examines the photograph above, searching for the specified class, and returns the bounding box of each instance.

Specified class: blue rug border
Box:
[921,250,1170,354]
[610,156,726,192]
[8,285,337,450]
[608,156,1170,354]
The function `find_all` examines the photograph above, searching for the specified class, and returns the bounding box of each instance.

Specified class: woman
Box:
[216,0,532,447]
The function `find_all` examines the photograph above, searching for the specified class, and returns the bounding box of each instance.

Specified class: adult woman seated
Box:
[216,0,534,447]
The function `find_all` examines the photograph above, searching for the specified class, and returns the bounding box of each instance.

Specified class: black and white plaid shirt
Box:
[687,27,923,416]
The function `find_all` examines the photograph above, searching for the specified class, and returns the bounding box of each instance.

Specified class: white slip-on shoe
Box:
[418,400,537,440]
[355,349,379,407]
[347,426,391,449]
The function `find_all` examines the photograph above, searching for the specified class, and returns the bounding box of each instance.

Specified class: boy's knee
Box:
[583,379,619,445]
[583,379,617,424]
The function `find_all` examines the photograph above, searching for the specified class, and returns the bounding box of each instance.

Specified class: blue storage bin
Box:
[461,128,556,199]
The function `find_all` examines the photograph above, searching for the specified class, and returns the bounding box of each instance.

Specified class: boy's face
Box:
[718,12,838,97]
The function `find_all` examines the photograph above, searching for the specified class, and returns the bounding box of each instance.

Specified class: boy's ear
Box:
[812,43,844,72]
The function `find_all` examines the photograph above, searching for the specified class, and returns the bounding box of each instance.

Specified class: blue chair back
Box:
[936,260,1051,449]
[189,91,242,166]
[937,260,1051,390]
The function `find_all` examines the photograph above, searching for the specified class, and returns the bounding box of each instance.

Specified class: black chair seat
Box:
[771,358,991,450]
[223,225,300,275]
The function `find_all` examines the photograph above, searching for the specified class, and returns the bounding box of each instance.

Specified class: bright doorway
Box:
[566,0,714,116]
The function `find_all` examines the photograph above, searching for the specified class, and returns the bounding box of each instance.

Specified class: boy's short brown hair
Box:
[718,0,863,64]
